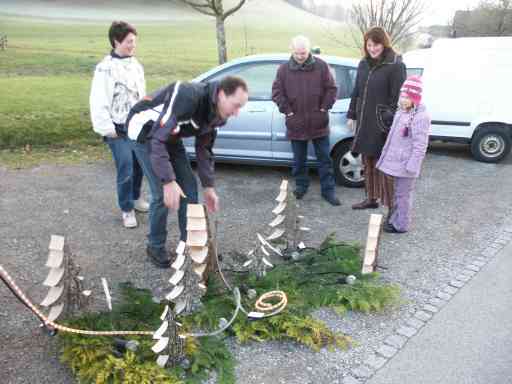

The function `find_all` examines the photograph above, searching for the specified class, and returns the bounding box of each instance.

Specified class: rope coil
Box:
[254,290,288,317]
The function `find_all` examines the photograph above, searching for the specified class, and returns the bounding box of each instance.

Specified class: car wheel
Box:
[470,125,511,163]
[332,140,364,188]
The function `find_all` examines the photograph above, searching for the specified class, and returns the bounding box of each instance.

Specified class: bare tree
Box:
[350,0,427,47]
[454,0,512,36]
[180,0,247,64]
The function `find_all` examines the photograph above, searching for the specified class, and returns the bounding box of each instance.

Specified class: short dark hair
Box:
[218,76,248,96]
[108,21,137,48]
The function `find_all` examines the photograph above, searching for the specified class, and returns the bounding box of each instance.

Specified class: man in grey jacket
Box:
[126,76,248,267]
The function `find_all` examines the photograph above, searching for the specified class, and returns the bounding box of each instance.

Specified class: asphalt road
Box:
[1,142,511,383]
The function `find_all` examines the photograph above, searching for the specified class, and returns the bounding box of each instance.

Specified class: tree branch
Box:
[223,0,247,19]
[180,0,218,17]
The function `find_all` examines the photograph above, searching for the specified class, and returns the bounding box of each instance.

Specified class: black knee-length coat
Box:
[347,48,406,157]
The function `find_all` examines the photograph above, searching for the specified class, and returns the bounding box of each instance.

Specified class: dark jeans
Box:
[291,136,336,195]
[132,139,198,249]
[106,136,143,212]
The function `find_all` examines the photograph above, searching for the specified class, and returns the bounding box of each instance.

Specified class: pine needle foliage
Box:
[59,282,235,384]
[58,236,399,382]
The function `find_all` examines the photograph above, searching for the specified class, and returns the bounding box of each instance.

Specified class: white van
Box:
[404,37,512,162]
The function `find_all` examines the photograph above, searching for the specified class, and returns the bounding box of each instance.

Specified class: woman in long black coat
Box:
[347,27,406,210]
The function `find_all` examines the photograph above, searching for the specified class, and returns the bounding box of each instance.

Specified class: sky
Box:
[314,0,483,25]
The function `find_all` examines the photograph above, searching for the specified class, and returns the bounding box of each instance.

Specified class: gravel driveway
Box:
[1,142,511,384]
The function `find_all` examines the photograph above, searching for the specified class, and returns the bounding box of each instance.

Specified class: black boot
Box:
[147,246,171,268]
[293,189,307,200]
[322,193,341,206]
[383,221,406,234]
[352,199,379,210]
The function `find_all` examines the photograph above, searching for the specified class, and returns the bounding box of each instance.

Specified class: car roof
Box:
[193,53,360,82]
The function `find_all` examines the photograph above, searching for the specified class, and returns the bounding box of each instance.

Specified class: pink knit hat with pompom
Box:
[400,75,423,105]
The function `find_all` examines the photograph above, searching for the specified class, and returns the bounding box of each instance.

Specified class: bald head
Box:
[290,35,311,64]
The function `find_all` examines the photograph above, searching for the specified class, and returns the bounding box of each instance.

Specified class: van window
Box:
[407,68,424,77]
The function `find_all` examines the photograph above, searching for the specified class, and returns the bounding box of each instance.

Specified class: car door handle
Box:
[247,108,266,113]
[330,110,345,114]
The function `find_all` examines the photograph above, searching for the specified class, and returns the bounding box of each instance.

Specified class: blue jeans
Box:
[106,136,143,212]
[131,139,198,249]
[291,136,336,195]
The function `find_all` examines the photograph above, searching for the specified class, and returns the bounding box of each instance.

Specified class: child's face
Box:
[399,95,413,110]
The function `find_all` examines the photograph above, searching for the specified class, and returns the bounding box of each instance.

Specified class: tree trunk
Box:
[216,16,228,64]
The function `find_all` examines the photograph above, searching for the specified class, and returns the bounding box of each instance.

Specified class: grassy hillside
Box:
[0,0,358,150]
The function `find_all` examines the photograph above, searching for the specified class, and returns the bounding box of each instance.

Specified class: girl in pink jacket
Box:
[376,76,431,233]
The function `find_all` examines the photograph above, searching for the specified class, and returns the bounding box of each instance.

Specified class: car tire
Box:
[470,124,511,163]
[332,140,365,188]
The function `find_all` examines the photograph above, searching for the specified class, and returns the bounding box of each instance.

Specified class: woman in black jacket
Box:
[347,27,406,210]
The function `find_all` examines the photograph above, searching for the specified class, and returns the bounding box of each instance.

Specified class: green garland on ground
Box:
[58,236,400,383]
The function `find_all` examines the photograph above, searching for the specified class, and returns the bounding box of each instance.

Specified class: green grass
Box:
[0,6,357,154]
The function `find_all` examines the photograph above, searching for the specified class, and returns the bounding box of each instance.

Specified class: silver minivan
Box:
[185,54,364,187]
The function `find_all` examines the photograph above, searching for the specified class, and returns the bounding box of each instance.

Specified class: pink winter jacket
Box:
[376,104,431,178]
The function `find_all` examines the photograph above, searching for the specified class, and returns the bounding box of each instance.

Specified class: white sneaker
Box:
[122,210,137,228]
[134,198,150,213]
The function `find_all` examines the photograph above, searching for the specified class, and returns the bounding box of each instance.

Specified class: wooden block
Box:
[366,237,378,251]
[42,267,65,287]
[48,235,65,251]
[46,250,64,268]
[151,337,169,354]
[40,285,64,307]
[243,259,254,267]
[198,282,207,291]
[189,246,208,264]
[174,299,187,315]
[169,270,185,286]
[171,253,186,270]
[186,217,207,231]
[362,214,383,274]
[256,233,283,256]
[275,189,287,203]
[47,303,65,322]
[272,202,286,215]
[166,285,184,301]
[160,305,169,321]
[248,311,265,319]
[175,240,186,255]
[269,215,285,228]
[262,257,274,268]
[186,204,205,218]
[257,233,267,246]
[267,228,285,241]
[193,263,207,277]
[153,321,169,339]
[156,355,169,368]
[186,230,208,247]
[369,213,383,226]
